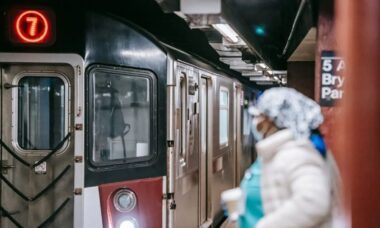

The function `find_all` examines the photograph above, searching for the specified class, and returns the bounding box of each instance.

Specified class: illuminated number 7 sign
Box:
[12,10,53,44]
[26,16,38,37]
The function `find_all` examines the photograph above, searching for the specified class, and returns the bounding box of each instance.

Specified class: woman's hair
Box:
[252,87,323,139]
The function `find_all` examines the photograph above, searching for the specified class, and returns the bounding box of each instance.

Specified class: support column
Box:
[336,0,380,227]
[287,61,315,99]
[315,0,337,149]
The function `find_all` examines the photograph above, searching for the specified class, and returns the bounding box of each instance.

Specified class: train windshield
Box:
[90,68,152,165]
[18,76,66,150]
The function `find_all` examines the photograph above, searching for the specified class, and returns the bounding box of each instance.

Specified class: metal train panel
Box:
[0,53,84,228]
[209,75,237,223]
[172,62,200,228]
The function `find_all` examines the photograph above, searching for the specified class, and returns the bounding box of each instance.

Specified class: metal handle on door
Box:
[1,160,15,174]
[3,83,23,89]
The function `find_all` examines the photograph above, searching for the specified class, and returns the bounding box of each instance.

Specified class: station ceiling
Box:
[90,0,317,84]
[220,0,317,69]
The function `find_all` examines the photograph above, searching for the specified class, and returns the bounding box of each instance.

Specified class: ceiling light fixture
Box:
[212,24,240,43]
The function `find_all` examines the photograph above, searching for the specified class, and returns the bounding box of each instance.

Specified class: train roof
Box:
[161,43,262,89]
[106,13,260,89]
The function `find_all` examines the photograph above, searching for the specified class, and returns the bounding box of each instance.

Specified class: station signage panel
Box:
[9,8,55,45]
[320,50,345,106]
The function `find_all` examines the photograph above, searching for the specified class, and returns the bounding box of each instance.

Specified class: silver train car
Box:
[0,3,259,228]
[166,47,258,227]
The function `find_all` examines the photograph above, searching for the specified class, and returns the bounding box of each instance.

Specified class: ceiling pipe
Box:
[281,0,307,56]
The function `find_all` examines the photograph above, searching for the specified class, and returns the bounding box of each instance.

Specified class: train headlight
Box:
[113,189,137,212]
[119,217,138,228]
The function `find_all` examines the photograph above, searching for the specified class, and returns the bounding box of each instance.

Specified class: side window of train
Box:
[88,66,155,166]
[219,86,229,147]
[17,75,68,151]
[243,97,251,136]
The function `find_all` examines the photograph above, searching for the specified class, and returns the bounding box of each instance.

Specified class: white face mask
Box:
[251,117,264,141]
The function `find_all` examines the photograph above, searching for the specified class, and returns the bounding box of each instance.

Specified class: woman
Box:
[251,87,332,228]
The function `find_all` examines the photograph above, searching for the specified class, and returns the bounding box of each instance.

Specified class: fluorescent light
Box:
[212,24,240,43]
[255,63,268,70]
[242,71,263,77]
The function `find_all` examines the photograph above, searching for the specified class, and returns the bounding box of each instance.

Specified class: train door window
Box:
[219,87,229,147]
[243,108,250,136]
[89,66,154,166]
[179,75,187,159]
[243,98,251,136]
[17,76,68,150]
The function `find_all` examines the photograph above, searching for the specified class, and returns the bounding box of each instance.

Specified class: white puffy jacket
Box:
[256,129,332,228]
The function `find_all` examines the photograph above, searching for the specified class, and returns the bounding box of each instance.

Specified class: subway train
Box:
[0,3,259,228]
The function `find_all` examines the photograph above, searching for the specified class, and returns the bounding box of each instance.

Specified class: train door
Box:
[199,76,212,227]
[174,64,199,228]
[0,55,83,228]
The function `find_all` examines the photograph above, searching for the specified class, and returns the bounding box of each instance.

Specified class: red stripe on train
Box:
[99,177,163,228]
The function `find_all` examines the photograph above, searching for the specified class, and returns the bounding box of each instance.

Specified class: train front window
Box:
[90,68,152,165]
[18,76,66,150]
